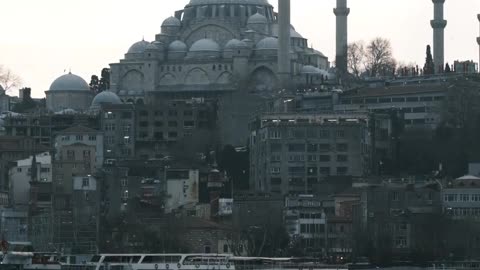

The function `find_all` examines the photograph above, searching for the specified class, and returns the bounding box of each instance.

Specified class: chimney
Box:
[277,0,291,89]
[431,0,447,73]
[334,0,349,76]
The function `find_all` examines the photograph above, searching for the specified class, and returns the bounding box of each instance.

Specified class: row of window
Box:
[270,168,348,182]
[449,208,480,217]
[271,154,349,163]
[271,143,349,153]
[139,110,195,117]
[269,129,346,140]
[139,121,195,128]
[444,194,480,202]
[17,167,50,173]
[340,95,444,105]
[60,135,97,141]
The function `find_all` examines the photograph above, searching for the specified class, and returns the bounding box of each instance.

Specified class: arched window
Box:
[204,246,211,254]
[223,244,228,253]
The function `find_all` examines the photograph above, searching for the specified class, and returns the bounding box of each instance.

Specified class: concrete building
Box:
[54,126,104,170]
[3,112,100,148]
[45,72,94,112]
[232,192,284,230]
[284,195,327,254]
[0,209,28,242]
[334,0,349,75]
[249,112,392,195]
[336,83,447,128]
[453,60,478,74]
[443,175,480,220]
[8,152,52,209]
[0,85,12,113]
[431,0,447,73]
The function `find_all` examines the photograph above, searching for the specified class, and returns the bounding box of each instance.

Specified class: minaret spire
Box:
[431,0,447,73]
[334,0,350,77]
[278,0,291,89]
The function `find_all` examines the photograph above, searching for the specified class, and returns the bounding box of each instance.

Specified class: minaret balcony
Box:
[430,19,447,29]
[333,7,350,16]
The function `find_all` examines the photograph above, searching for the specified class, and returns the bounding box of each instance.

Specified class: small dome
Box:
[168,40,188,52]
[49,73,90,91]
[224,39,248,50]
[162,16,181,27]
[190,39,221,52]
[128,40,150,54]
[91,91,122,107]
[247,13,268,25]
[118,90,127,95]
[255,37,278,50]
[128,90,137,96]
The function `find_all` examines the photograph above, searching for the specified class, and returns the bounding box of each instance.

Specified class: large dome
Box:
[49,73,90,91]
[128,40,150,54]
[190,39,221,52]
[91,91,122,107]
[224,39,248,50]
[255,37,278,50]
[186,0,271,6]
[247,13,268,25]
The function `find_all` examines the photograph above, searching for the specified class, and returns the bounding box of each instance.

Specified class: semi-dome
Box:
[49,73,90,91]
[247,13,268,25]
[118,90,127,95]
[224,39,248,50]
[168,40,188,52]
[162,16,181,27]
[128,40,150,54]
[187,0,271,7]
[91,91,122,107]
[190,39,221,52]
[255,37,278,50]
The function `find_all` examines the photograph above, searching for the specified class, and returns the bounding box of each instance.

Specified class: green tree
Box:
[423,45,435,75]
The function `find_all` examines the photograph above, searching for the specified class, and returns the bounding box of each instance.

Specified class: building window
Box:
[76,135,84,141]
[154,132,163,140]
[121,178,128,187]
[83,150,91,158]
[40,167,50,173]
[88,135,97,141]
[105,136,115,145]
[168,110,178,117]
[67,150,75,161]
[307,144,318,152]
[105,123,116,131]
[392,192,399,201]
[168,121,178,127]
[184,110,193,116]
[223,244,229,253]
[319,155,331,162]
[123,124,132,133]
[122,112,132,119]
[320,167,331,176]
[139,121,149,127]
[337,155,348,162]
[123,190,129,200]
[61,135,70,141]
[307,167,317,176]
[82,177,89,187]
[271,167,280,174]
[104,112,115,119]
[204,246,211,254]
[269,130,281,139]
[319,144,330,152]
[307,155,317,162]
[336,129,345,138]
[17,168,22,172]
[184,121,195,128]
[139,110,148,117]
[337,167,348,175]
[271,178,282,185]
[154,121,163,127]
[271,155,281,162]
[337,143,348,152]
[319,130,330,139]
[168,132,178,138]
[288,144,305,152]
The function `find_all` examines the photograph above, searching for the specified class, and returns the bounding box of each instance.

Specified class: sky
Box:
[0,0,479,98]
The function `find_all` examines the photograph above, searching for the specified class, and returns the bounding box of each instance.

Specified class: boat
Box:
[59,254,348,270]
[0,242,61,270]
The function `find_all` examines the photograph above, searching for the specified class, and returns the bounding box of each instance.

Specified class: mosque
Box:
[44,0,334,145]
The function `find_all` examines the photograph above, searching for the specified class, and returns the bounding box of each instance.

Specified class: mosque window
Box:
[219,65,222,71]
[173,66,176,72]
[179,66,182,72]
[148,53,151,57]
[161,66,164,72]
[212,65,216,71]
[167,66,170,72]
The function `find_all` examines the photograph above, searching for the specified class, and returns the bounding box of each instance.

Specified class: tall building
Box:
[109,0,331,145]
[249,112,392,195]
[477,14,480,72]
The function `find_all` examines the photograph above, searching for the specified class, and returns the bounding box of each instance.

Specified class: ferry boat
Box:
[59,254,348,270]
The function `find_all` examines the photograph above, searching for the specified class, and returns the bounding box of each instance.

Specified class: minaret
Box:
[278,0,291,89]
[334,0,349,75]
[477,14,480,73]
[431,0,447,73]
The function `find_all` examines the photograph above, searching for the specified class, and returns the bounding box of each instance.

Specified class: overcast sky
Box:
[1,0,479,97]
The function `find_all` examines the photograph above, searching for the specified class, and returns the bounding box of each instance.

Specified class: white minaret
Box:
[334,0,349,75]
[278,0,291,88]
[431,0,447,73]
[477,14,480,73]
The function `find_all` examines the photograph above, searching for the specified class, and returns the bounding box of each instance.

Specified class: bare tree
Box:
[365,37,396,77]
[0,65,22,92]
[347,41,365,78]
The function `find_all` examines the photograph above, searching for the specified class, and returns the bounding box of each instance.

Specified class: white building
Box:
[164,169,199,214]
[54,126,104,170]
[443,175,480,220]
[9,152,52,208]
